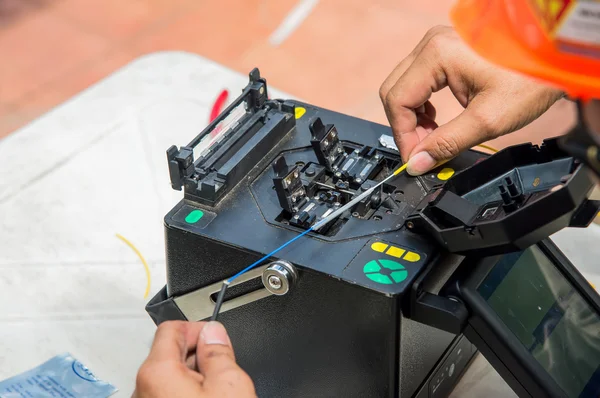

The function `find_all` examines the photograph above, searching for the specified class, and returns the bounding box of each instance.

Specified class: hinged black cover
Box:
[406,139,599,256]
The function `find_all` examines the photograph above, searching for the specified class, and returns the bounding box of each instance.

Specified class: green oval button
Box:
[185,209,204,223]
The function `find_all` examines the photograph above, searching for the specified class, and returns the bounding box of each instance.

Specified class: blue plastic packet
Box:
[0,353,117,398]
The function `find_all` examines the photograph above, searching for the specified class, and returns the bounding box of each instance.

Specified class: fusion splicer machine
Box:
[146,69,600,398]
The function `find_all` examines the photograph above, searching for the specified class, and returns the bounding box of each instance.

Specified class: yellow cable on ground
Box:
[476,144,499,153]
[116,233,151,299]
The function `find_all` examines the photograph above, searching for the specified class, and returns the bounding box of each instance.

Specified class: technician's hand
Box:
[380,25,565,176]
[133,321,256,398]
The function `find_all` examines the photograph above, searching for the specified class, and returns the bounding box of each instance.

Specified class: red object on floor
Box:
[210,89,229,123]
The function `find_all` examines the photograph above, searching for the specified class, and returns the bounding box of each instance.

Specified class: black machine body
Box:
[147,69,600,397]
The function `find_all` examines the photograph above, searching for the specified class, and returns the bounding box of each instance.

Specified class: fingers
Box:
[404,82,565,176]
[379,27,450,161]
[147,321,206,364]
[136,321,255,397]
[135,322,207,398]
[379,26,566,177]
[385,54,447,160]
[405,107,492,175]
[186,352,199,371]
[424,100,437,121]
[197,321,256,397]
[379,25,450,107]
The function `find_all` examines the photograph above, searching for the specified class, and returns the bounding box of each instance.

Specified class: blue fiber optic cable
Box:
[210,163,408,321]
[226,227,314,284]
[209,227,314,321]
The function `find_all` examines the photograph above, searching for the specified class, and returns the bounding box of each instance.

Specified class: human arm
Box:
[379,25,565,176]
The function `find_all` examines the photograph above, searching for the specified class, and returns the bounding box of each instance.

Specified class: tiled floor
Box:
[0,0,576,148]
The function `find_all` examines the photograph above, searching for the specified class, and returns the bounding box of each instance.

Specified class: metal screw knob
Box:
[262,260,298,296]
[268,275,282,290]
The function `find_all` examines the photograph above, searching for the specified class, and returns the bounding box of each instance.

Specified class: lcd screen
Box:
[478,246,600,397]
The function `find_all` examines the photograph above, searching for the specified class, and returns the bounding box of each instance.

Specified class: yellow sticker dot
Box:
[295,107,306,119]
[403,251,421,262]
[386,246,406,258]
[371,242,388,253]
[437,168,455,181]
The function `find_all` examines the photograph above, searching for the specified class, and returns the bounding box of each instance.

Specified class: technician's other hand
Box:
[380,26,564,176]
[133,321,256,398]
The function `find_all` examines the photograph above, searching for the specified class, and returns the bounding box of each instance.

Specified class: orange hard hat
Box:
[451,0,600,100]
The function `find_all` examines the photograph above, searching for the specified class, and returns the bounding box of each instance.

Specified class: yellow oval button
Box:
[437,168,455,181]
[295,107,306,119]
[386,246,406,258]
[371,242,388,253]
[403,251,421,262]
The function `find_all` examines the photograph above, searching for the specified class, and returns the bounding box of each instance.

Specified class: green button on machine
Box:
[363,259,408,285]
[185,209,204,224]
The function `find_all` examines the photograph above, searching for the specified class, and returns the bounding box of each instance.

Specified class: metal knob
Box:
[262,260,298,295]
